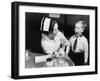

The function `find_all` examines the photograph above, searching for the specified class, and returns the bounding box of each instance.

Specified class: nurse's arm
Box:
[60,34,70,56]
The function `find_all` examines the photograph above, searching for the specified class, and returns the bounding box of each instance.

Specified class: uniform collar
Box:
[75,34,83,38]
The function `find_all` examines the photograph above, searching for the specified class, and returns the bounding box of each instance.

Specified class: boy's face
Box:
[74,22,83,36]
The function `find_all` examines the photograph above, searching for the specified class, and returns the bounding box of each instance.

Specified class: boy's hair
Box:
[76,20,87,31]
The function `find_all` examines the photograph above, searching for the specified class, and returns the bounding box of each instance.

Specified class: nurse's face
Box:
[48,23,58,40]
[53,23,58,35]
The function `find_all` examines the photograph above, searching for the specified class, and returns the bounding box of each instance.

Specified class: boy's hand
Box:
[84,58,88,64]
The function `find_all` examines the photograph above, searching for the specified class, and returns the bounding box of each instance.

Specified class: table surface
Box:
[25,52,74,68]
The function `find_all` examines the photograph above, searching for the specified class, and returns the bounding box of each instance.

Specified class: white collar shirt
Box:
[69,35,88,53]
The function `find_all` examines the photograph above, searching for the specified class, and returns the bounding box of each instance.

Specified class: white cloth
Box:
[41,31,69,55]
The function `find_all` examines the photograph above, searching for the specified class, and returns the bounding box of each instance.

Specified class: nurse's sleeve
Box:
[60,32,70,46]
[60,33,70,55]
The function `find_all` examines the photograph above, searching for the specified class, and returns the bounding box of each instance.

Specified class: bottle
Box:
[46,58,53,67]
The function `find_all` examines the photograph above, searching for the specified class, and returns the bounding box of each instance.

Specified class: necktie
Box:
[73,37,78,51]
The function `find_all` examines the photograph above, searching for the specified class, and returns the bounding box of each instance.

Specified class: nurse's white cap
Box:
[40,17,51,32]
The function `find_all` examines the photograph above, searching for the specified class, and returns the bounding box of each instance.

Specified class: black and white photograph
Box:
[11,1,97,79]
[25,13,89,68]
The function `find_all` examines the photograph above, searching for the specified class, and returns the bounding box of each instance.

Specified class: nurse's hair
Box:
[75,20,87,31]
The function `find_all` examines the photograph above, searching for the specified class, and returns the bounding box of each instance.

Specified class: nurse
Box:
[40,17,70,58]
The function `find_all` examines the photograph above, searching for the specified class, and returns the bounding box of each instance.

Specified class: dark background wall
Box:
[63,14,89,41]
[25,12,89,54]
[25,12,44,53]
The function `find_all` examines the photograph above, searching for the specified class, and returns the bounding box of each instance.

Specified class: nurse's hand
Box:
[64,55,71,60]
[51,53,56,58]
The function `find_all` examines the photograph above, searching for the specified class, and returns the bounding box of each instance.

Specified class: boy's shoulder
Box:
[81,35,88,41]
[70,35,88,41]
[69,35,76,42]
[70,35,76,39]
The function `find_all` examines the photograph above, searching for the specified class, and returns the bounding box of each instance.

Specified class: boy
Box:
[69,20,88,66]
